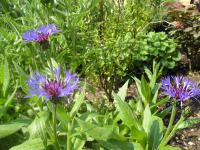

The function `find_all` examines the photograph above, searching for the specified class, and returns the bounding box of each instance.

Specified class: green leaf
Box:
[2,59,10,97]
[0,59,10,97]
[176,118,200,130]
[72,137,85,150]
[77,118,114,141]
[144,67,152,82]
[134,77,147,106]
[56,104,71,130]
[113,93,139,129]
[70,86,85,117]
[130,126,147,142]
[100,139,134,150]
[28,111,49,141]
[148,116,163,150]
[117,80,129,101]
[143,105,151,134]
[10,138,51,150]
[151,85,160,104]
[133,142,143,150]
[4,81,18,109]
[157,106,172,119]
[0,121,28,139]
[13,62,29,93]
[141,76,151,104]
[172,52,181,61]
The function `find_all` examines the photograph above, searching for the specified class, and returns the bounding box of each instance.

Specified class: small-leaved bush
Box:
[134,32,181,69]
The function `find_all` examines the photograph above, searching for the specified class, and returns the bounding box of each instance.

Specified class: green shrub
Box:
[134,32,181,69]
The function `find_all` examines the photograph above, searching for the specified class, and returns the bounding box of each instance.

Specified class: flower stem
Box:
[67,121,72,150]
[67,132,71,150]
[160,103,176,146]
[161,114,184,146]
[53,104,60,150]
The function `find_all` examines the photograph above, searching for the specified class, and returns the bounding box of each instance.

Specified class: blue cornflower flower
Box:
[161,76,200,107]
[22,24,59,43]
[27,67,79,102]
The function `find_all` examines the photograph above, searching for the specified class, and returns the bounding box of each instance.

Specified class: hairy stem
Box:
[53,104,60,150]
[160,103,176,146]
[161,114,184,146]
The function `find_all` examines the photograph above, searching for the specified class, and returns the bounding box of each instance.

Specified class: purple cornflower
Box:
[161,76,200,107]
[22,24,59,43]
[27,67,79,103]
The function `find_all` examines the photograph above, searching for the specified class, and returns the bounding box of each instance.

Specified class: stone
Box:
[188,141,195,146]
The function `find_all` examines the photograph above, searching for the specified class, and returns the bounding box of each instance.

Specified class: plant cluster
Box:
[0,0,199,150]
[1,61,200,150]
[0,0,180,100]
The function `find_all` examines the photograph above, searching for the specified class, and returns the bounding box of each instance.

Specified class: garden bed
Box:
[0,0,200,150]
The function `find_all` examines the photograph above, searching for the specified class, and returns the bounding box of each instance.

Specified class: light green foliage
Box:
[133,61,165,114]
[135,32,181,69]
[0,120,29,139]
[0,59,18,121]
[0,0,166,101]
[10,138,52,150]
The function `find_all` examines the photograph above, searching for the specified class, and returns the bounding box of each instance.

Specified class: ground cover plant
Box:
[0,0,200,150]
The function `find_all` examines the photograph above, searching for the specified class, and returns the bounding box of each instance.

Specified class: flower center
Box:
[36,33,49,43]
[174,85,191,100]
[175,89,181,99]
[43,80,64,98]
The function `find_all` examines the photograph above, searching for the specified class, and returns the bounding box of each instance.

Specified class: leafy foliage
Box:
[135,32,181,69]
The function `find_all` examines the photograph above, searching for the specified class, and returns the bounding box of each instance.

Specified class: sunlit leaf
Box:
[176,118,200,130]
[0,120,29,139]
[10,138,52,150]
[117,80,129,101]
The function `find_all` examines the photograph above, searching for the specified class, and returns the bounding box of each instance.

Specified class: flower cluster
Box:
[22,24,59,43]
[27,67,79,102]
[161,76,200,107]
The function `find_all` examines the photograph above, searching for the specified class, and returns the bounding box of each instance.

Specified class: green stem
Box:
[67,132,71,150]
[53,104,60,150]
[160,103,176,146]
[67,119,73,150]
[161,114,184,146]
